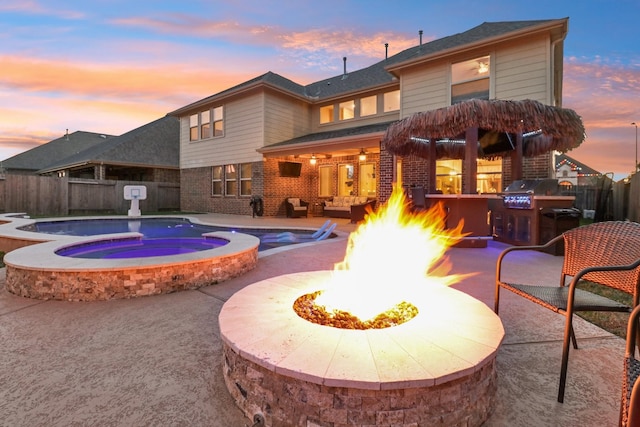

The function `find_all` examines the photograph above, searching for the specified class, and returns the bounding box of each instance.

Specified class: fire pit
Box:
[219,187,504,426]
[220,271,504,426]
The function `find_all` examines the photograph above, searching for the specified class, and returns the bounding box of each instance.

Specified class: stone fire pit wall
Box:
[223,344,497,426]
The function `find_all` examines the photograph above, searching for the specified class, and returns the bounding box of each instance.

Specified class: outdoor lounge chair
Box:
[262,222,337,243]
[621,304,640,427]
[495,220,640,403]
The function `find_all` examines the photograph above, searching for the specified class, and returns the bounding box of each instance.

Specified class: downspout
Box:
[550,25,568,178]
[550,25,568,108]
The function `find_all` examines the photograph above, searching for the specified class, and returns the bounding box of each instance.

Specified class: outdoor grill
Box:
[489,179,576,246]
[502,179,559,209]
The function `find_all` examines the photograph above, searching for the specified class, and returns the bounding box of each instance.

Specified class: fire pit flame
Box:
[313,185,469,322]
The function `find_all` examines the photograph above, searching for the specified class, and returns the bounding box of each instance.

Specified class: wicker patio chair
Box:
[285,198,309,218]
[495,220,640,403]
[621,305,640,427]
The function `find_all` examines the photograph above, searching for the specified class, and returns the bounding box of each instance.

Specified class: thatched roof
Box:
[382,99,585,159]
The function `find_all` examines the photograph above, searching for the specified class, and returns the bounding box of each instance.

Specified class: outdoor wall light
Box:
[359,149,367,161]
[310,154,317,165]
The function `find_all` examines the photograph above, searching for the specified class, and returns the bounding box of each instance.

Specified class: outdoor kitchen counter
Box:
[426,194,501,238]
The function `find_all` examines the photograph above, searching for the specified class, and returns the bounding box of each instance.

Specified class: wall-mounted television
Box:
[278,161,302,177]
[478,129,515,156]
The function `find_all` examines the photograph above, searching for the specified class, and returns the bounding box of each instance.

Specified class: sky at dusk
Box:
[1,0,639,180]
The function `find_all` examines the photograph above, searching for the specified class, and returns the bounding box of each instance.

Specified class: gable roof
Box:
[555,153,602,176]
[169,18,567,115]
[1,131,114,172]
[38,115,179,174]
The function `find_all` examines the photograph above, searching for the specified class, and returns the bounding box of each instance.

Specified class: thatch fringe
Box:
[382,99,585,159]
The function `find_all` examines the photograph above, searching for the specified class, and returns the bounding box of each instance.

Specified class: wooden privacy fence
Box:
[0,174,180,217]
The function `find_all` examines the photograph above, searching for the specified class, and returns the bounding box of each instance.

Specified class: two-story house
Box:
[169,18,569,217]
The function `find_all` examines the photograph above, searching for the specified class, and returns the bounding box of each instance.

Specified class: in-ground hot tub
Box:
[4,231,259,301]
[220,271,504,427]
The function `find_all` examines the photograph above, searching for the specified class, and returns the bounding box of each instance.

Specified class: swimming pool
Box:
[19,217,324,252]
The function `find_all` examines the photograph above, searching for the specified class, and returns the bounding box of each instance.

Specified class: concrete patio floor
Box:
[0,213,626,426]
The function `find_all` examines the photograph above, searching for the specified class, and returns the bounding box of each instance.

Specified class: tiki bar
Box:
[381,99,586,247]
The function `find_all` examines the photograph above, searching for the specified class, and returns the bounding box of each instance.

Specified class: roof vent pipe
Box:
[343,56,347,75]
[385,43,388,59]
[419,30,423,46]
[65,129,69,141]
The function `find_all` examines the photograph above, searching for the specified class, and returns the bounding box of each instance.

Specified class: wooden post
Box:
[511,132,523,180]
[465,127,478,194]
[428,136,437,193]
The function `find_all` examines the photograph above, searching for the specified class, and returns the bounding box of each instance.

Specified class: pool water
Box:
[56,236,229,259]
[19,217,320,252]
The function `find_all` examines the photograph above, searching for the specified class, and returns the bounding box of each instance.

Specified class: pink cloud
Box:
[562,60,640,178]
[0,54,252,104]
[0,0,84,19]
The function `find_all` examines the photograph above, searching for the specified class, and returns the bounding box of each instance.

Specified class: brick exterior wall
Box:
[182,155,381,217]
[379,147,553,203]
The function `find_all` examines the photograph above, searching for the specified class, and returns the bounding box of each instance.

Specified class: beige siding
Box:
[180,94,265,169]
[396,35,553,118]
[494,36,550,102]
[401,64,448,118]
[264,92,311,145]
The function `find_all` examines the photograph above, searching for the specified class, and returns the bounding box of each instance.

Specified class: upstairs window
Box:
[213,106,224,137]
[320,105,334,124]
[339,100,355,120]
[189,114,198,141]
[383,90,400,112]
[451,55,490,104]
[360,95,377,117]
[191,107,224,141]
[200,110,211,139]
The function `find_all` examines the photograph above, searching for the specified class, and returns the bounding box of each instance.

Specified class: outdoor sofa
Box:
[322,196,376,223]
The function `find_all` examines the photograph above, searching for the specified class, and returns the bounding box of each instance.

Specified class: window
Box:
[212,166,223,195]
[338,163,354,196]
[436,159,462,194]
[190,114,198,141]
[239,163,252,196]
[339,100,355,120]
[451,55,490,104]
[383,90,400,112]
[200,110,211,139]
[191,107,223,141]
[213,106,224,137]
[318,165,334,197]
[359,163,376,197]
[476,158,502,194]
[320,105,334,124]
[360,95,377,117]
[225,164,237,196]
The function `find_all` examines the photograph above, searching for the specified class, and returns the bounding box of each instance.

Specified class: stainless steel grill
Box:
[503,179,559,209]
